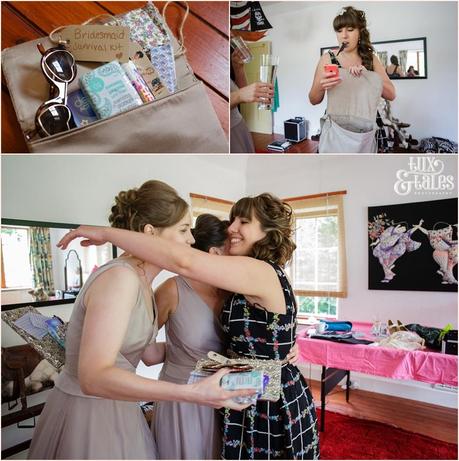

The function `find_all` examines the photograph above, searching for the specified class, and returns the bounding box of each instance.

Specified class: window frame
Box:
[1,224,34,290]
[284,191,348,319]
[189,193,234,221]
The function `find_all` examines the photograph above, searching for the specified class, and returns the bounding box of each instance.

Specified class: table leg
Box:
[346,370,351,402]
[320,366,326,432]
[319,366,350,432]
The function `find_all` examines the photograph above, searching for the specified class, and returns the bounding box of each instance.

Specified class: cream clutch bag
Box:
[194,351,283,402]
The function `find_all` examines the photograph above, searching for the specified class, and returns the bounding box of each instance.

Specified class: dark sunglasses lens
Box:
[45,51,74,80]
[39,105,74,135]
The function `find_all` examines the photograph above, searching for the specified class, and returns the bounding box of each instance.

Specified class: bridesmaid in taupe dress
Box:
[28,182,254,460]
[152,215,228,459]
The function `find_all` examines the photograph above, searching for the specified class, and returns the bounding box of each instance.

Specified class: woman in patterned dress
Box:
[57,192,320,460]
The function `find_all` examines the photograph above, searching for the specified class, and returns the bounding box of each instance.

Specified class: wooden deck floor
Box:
[1,1,229,152]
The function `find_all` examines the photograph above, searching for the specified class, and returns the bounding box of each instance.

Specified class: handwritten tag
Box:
[59,25,130,63]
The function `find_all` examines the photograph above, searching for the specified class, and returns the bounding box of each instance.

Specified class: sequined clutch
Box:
[194,351,283,402]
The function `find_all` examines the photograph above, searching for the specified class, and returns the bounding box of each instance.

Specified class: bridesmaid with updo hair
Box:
[28,181,256,460]
[57,191,320,459]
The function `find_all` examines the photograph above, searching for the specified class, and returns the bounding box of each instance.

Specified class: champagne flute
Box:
[258,54,279,111]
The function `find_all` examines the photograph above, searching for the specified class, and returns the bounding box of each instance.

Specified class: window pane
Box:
[294,216,339,291]
[297,296,337,317]
[317,216,338,248]
[317,248,338,285]
[1,228,33,288]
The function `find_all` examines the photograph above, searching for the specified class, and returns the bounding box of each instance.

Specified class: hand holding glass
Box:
[258,55,279,110]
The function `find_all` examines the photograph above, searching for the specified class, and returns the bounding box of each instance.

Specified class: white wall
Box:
[262,1,458,142]
[246,155,458,329]
[1,155,249,225]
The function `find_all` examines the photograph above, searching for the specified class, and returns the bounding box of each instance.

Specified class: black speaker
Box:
[284,117,307,142]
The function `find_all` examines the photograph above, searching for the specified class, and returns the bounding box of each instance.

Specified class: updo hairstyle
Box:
[109,180,188,232]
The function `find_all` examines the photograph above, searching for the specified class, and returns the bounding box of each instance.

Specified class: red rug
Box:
[317,409,458,459]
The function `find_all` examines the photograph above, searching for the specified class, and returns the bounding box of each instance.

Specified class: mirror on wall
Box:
[321,37,427,79]
[1,219,116,309]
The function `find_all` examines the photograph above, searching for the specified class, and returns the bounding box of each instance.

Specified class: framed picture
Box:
[368,198,457,292]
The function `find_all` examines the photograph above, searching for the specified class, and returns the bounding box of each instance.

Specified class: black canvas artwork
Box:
[368,198,457,292]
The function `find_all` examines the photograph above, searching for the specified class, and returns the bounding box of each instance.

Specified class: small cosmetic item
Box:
[80,60,143,119]
[122,61,155,103]
[221,370,269,405]
[67,89,98,126]
[130,45,169,99]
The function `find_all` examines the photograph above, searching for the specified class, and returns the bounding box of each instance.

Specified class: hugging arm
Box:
[76,265,254,410]
[59,226,285,314]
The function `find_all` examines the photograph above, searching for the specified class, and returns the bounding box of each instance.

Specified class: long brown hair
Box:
[230,193,296,267]
[333,6,375,70]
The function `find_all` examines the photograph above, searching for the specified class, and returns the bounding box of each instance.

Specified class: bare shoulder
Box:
[93,263,139,287]
[84,263,140,306]
[155,276,178,297]
[154,277,179,312]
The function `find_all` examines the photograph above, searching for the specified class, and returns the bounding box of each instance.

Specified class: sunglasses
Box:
[35,43,77,137]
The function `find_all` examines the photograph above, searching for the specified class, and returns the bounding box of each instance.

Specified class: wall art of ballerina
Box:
[369,214,423,283]
[416,222,458,285]
[368,198,457,292]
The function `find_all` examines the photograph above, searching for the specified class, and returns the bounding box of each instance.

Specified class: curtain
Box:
[29,227,55,293]
[376,51,388,68]
[190,193,234,221]
[399,50,408,73]
[284,191,348,298]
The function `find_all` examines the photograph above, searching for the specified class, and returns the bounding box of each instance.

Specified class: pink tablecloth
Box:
[297,321,458,387]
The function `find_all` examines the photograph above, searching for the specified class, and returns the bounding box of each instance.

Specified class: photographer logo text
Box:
[394,157,455,196]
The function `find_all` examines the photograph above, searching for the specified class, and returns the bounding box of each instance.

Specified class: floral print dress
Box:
[221,262,319,460]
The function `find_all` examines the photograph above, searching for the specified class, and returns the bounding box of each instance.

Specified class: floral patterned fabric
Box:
[221,262,319,460]
[109,2,170,50]
[29,227,54,293]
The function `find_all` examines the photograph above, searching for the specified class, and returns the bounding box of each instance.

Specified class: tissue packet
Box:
[80,61,143,119]
[221,370,269,405]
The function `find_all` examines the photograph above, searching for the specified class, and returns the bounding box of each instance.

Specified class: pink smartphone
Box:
[324,64,339,78]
